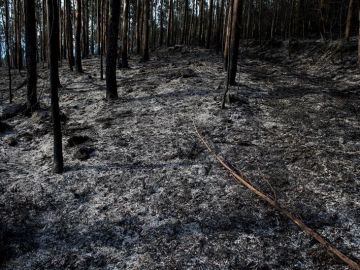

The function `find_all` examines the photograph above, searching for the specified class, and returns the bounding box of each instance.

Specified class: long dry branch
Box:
[193,122,360,270]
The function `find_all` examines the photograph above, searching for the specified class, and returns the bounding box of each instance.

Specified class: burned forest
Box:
[0,0,360,269]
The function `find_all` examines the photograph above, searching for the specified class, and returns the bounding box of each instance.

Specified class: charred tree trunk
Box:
[358,0,360,65]
[97,0,102,55]
[82,0,89,58]
[105,0,121,99]
[0,33,2,67]
[224,0,233,69]
[181,0,188,44]
[16,0,23,70]
[221,0,242,108]
[65,0,74,70]
[215,0,224,53]
[121,0,129,68]
[25,0,38,111]
[206,0,214,48]
[136,0,142,54]
[228,0,242,85]
[345,0,354,40]
[159,0,164,46]
[43,0,48,64]
[47,0,64,173]
[142,0,150,61]
[91,0,95,54]
[198,0,205,45]
[76,0,84,72]
[14,0,19,69]
[167,0,173,46]
[4,0,12,103]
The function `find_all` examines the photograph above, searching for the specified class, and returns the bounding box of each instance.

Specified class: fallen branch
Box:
[193,122,360,270]
[15,79,27,90]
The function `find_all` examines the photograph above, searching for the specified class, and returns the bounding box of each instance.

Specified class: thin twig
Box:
[193,121,360,270]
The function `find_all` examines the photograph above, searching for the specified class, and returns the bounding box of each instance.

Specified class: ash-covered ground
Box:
[0,43,359,269]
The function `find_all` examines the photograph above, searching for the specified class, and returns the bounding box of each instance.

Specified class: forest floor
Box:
[0,42,360,269]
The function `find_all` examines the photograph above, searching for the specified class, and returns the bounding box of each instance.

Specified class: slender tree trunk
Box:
[17,0,23,70]
[136,0,142,53]
[142,0,150,61]
[228,0,242,85]
[121,0,129,68]
[106,0,121,99]
[206,0,214,48]
[47,0,64,174]
[319,0,327,40]
[82,0,89,58]
[167,0,173,46]
[97,0,102,54]
[198,0,205,45]
[62,0,66,59]
[66,0,74,70]
[59,0,63,64]
[91,0,95,54]
[152,0,158,50]
[224,0,233,69]
[4,0,12,103]
[25,0,38,111]
[188,0,196,44]
[43,0,48,64]
[0,32,2,68]
[258,0,262,43]
[345,0,354,40]
[181,0,188,44]
[14,0,19,69]
[76,0,83,72]
[100,0,105,80]
[159,0,164,46]
[358,0,360,65]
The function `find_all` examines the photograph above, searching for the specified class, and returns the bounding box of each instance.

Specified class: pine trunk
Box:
[4,0,12,103]
[206,0,214,48]
[66,0,74,70]
[76,0,84,72]
[122,0,129,68]
[159,0,164,46]
[142,0,150,61]
[25,0,38,111]
[105,0,121,99]
[345,0,354,40]
[167,0,173,46]
[136,0,142,53]
[47,0,64,174]
[228,0,242,85]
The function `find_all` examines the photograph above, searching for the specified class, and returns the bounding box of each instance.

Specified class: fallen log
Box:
[193,122,360,270]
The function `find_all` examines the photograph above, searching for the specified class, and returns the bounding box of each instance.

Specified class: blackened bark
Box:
[167,0,173,46]
[105,0,121,99]
[76,0,84,72]
[4,0,12,103]
[206,0,214,48]
[136,0,142,54]
[25,0,38,111]
[345,0,354,40]
[358,0,360,65]
[215,0,224,53]
[66,0,74,70]
[121,0,129,68]
[47,0,64,173]
[159,0,164,46]
[0,33,2,67]
[142,0,150,61]
[228,0,242,85]
[181,0,188,44]
[199,0,205,45]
